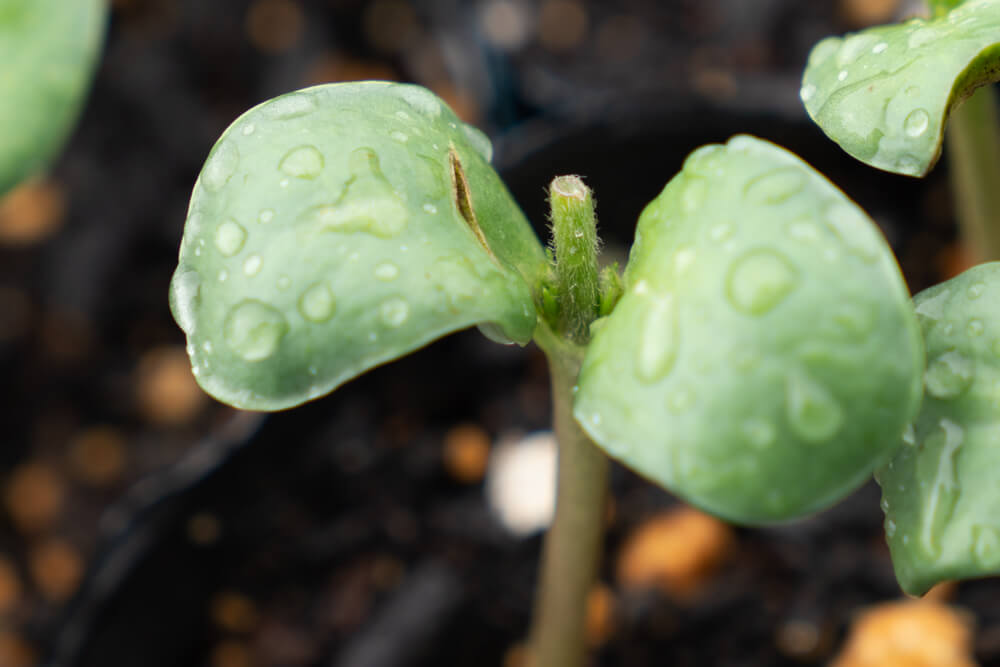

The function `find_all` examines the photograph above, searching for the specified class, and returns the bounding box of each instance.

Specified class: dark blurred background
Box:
[0,0,988,665]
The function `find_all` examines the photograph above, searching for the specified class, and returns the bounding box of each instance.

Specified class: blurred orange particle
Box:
[29,539,83,602]
[839,0,901,27]
[211,640,255,667]
[68,425,127,487]
[0,630,36,667]
[0,179,65,246]
[246,0,304,54]
[616,506,734,600]
[442,423,491,483]
[136,345,208,425]
[585,583,617,647]
[4,462,64,534]
[537,0,588,52]
[0,555,23,615]
[831,600,975,667]
[211,591,260,635]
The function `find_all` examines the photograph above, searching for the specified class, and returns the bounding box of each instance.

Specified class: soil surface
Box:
[1,1,995,666]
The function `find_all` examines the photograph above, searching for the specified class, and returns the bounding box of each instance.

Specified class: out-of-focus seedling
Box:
[0,0,107,196]
[171,82,927,665]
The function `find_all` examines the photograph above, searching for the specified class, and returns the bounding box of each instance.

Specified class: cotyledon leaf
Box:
[801,0,1000,177]
[877,263,1000,595]
[0,0,107,196]
[574,135,924,524]
[170,82,546,411]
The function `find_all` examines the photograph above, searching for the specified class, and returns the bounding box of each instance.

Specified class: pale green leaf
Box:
[801,0,1000,176]
[877,262,1000,595]
[573,135,924,524]
[0,0,106,195]
[170,82,545,410]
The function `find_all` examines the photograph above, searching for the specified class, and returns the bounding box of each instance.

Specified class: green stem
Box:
[530,328,609,667]
[945,85,1000,262]
[528,175,609,667]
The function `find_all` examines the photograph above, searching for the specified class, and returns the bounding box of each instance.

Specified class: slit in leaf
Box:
[449,146,499,264]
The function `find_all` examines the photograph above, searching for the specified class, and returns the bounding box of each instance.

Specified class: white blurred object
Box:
[486,431,557,536]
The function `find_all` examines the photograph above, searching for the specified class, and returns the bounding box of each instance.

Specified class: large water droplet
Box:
[279,145,324,179]
[920,418,964,557]
[298,283,335,322]
[300,148,408,238]
[800,83,816,103]
[243,254,262,276]
[908,27,937,49]
[925,350,974,399]
[744,167,805,205]
[635,293,678,383]
[785,371,844,443]
[215,219,247,256]
[224,300,287,362]
[263,92,317,119]
[202,140,239,192]
[374,262,399,281]
[824,202,880,262]
[904,109,930,138]
[837,33,878,66]
[170,269,202,335]
[380,298,410,327]
[914,288,950,322]
[395,85,442,118]
[726,249,797,316]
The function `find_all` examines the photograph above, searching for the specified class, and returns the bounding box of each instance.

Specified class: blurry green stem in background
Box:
[530,176,610,667]
[946,85,1000,262]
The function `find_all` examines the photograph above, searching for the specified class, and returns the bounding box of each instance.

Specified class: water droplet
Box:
[634,293,678,384]
[742,418,776,449]
[170,270,202,335]
[925,350,974,399]
[787,219,822,243]
[824,202,880,262]
[395,85,442,117]
[785,371,844,443]
[726,249,797,316]
[837,70,848,82]
[973,525,1000,567]
[968,319,985,337]
[279,145,324,179]
[374,262,399,281]
[915,288,949,322]
[880,497,890,512]
[903,423,917,445]
[831,302,875,337]
[800,83,816,103]
[202,341,213,354]
[280,178,289,188]
[904,109,930,138]
[390,130,408,143]
[214,219,247,256]
[224,300,288,362]
[744,167,805,205]
[217,269,229,282]
[837,33,878,65]
[673,246,696,277]
[380,298,410,327]
[886,519,897,537]
[194,247,202,256]
[298,283,336,322]
[258,209,274,224]
[202,140,239,192]
[263,92,317,119]
[905,85,920,98]
[872,41,888,54]
[968,282,986,299]
[422,203,438,214]
[241,123,255,136]
[276,275,291,290]
[395,110,411,122]
[710,223,733,242]
[300,148,408,238]
[908,27,937,49]
[681,176,707,212]
[808,37,840,67]
[921,418,964,557]
[895,154,921,175]
[462,124,494,162]
[243,254,262,276]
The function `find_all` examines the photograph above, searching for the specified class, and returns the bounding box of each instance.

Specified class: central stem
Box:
[529,175,610,667]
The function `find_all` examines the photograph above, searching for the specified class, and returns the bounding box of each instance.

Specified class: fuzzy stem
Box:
[550,176,600,343]
[529,327,609,667]
[945,85,1000,262]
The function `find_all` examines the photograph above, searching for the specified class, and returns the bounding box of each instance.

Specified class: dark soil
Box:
[1,1,996,666]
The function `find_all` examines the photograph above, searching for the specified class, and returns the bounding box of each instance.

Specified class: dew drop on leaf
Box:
[924,350,974,399]
[298,283,335,322]
[224,300,288,361]
[634,293,678,384]
[904,109,931,138]
[202,140,239,192]
[243,254,262,277]
[279,145,324,179]
[214,219,247,256]
[785,371,844,443]
[743,167,805,205]
[726,249,797,316]
[380,298,410,328]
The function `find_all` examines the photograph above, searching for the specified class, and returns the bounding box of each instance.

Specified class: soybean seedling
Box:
[0,0,106,197]
[802,0,1000,597]
[170,82,929,666]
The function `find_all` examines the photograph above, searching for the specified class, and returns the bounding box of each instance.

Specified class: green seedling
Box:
[803,0,1000,597]
[170,80,941,665]
[0,0,107,196]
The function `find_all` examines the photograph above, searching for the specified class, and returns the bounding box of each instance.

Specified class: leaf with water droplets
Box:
[574,136,924,524]
[878,262,1000,595]
[170,82,545,410]
[801,0,1000,176]
[0,0,106,195]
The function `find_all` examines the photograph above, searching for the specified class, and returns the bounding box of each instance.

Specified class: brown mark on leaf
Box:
[449,145,500,266]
